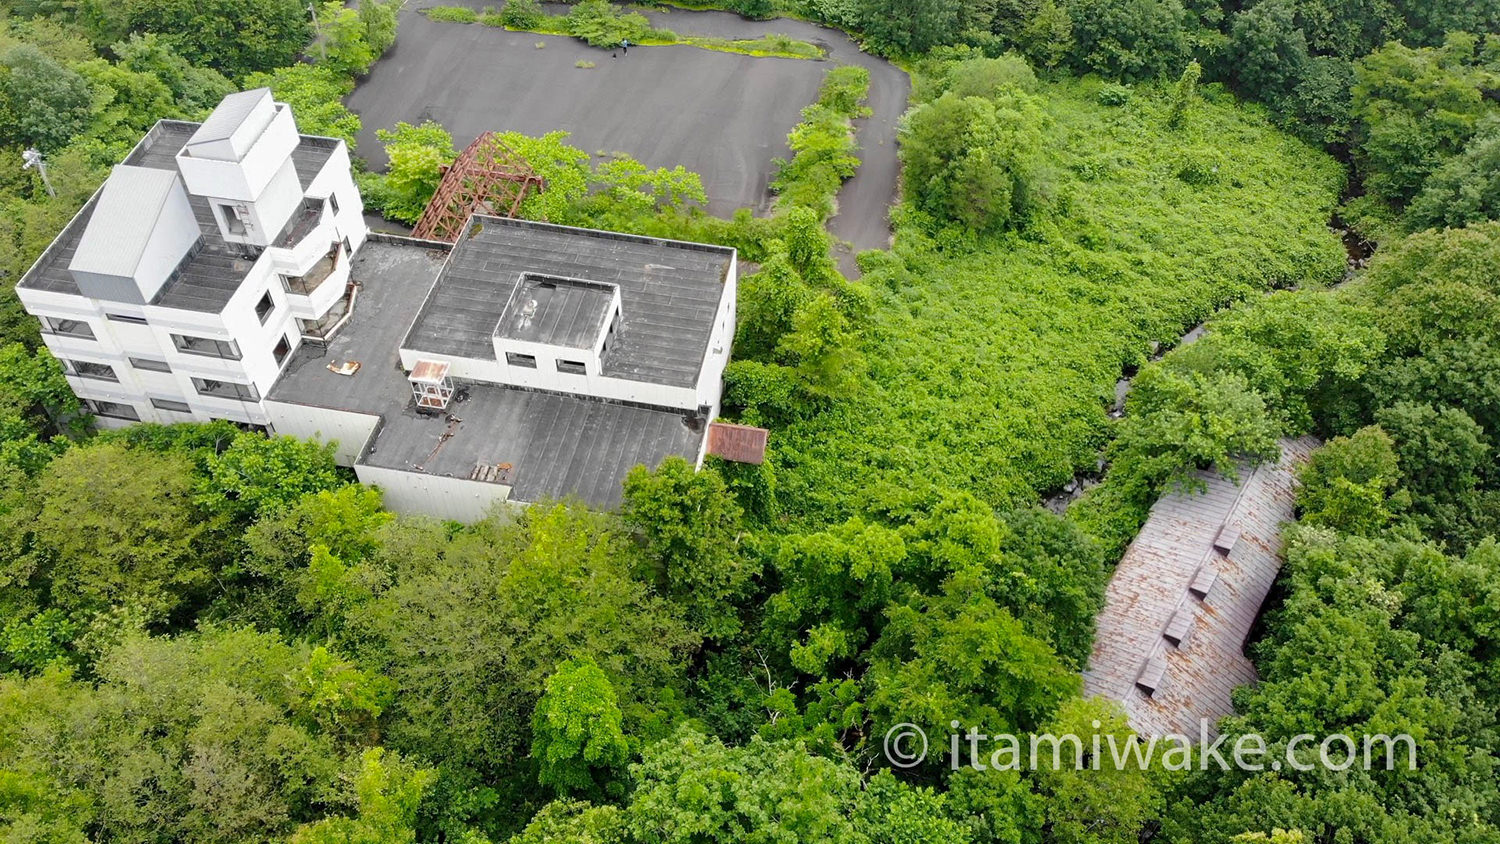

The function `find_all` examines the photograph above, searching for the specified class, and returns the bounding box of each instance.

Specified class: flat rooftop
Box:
[402,217,732,388]
[498,274,616,349]
[269,236,706,509]
[18,120,340,313]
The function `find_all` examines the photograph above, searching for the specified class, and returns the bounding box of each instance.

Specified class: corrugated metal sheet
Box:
[1083,436,1319,737]
[707,421,768,465]
[186,88,270,148]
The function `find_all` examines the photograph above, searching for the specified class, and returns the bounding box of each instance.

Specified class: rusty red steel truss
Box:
[410,132,546,242]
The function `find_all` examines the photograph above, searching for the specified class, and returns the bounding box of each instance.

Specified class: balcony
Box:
[274,197,326,249]
[284,245,341,296]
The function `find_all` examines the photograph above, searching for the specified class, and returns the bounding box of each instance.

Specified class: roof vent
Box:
[1188,564,1218,600]
[1213,522,1242,555]
[1163,606,1194,647]
[1135,654,1168,696]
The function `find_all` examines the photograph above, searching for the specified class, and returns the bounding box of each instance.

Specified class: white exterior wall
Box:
[695,253,738,416]
[263,400,380,465]
[355,463,513,521]
[19,99,367,430]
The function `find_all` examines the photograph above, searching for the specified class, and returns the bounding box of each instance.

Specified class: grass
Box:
[762,78,1347,525]
[576,59,596,68]
[421,5,823,59]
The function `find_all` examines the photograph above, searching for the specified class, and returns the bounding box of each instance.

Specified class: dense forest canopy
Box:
[0,0,1498,842]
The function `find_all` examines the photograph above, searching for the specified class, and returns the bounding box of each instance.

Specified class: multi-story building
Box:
[17,88,366,427]
[19,90,749,519]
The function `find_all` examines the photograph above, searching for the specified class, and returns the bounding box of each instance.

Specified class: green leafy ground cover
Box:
[759,77,1346,525]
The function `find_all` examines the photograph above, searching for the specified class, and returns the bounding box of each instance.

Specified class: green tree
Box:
[198,432,342,523]
[1032,697,1163,844]
[532,657,631,800]
[0,45,93,150]
[316,1,377,77]
[865,570,1079,751]
[341,504,696,776]
[899,88,1047,233]
[118,0,313,77]
[627,727,864,844]
[244,64,362,147]
[1406,118,1500,231]
[622,457,753,642]
[1062,0,1190,82]
[1374,401,1488,548]
[290,748,434,844]
[857,0,962,55]
[1296,426,1405,536]
[113,33,235,114]
[368,121,458,224]
[29,442,209,618]
[1166,59,1201,128]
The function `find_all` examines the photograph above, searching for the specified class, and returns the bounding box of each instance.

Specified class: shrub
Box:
[1097,83,1132,106]
[500,0,545,28]
[565,0,650,48]
[424,5,478,23]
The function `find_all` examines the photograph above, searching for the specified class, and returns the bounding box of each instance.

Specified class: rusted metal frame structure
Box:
[411,132,545,242]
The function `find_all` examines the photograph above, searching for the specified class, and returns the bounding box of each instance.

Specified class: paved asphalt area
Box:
[347,3,908,270]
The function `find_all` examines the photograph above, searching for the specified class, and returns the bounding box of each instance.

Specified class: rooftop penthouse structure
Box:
[19,91,742,519]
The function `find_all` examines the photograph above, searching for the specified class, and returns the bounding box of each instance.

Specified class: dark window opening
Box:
[220,203,248,235]
[506,352,537,368]
[255,291,275,324]
[68,360,117,381]
[329,194,340,215]
[273,335,291,366]
[556,359,587,375]
[192,377,260,401]
[43,317,94,338]
[129,357,171,373]
[106,313,149,325]
[84,399,138,420]
[150,397,192,413]
[172,334,241,360]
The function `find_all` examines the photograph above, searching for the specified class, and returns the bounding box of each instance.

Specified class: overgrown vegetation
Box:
[3,0,1500,843]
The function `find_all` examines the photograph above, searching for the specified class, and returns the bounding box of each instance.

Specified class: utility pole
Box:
[308,2,327,60]
[21,147,54,198]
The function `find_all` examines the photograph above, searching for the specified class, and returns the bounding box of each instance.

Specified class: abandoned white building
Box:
[1083,437,1319,737]
[18,90,743,519]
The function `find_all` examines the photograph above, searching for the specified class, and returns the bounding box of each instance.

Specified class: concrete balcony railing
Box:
[285,245,350,320]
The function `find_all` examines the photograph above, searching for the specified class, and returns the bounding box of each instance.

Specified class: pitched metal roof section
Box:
[185,88,272,151]
[707,421,769,465]
[402,217,734,388]
[17,119,342,312]
[1082,436,1320,737]
[68,165,180,279]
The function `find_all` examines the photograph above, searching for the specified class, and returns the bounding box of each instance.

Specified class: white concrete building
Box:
[20,90,743,519]
[17,89,366,428]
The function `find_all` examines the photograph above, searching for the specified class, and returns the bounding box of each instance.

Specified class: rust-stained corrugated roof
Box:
[707,422,769,465]
[1083,436,1319,737]
[409,359,450,384]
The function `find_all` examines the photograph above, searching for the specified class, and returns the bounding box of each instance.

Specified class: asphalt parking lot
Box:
[348,3,908,260]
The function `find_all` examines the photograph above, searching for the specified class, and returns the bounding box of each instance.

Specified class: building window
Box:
[192,377,260,401]
[106,313,149,325]
[255,291,275,324]
[83,399,139,420]
[220,203,248,235]
[328,193,340,215]
[129,357,171,373]
[273,335,292,366]
[506,352,537,368]
[556,359,587,375]
[42,317,94,339]
[172,334,241,360]
[150,397,192,413]
[67,360,117,381]
[342,236,352,257]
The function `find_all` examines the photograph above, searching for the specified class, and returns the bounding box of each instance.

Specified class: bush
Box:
[500,0,545,28]
[424,5,478,22]
[1097,83,1132,106]
[565,0,650,48]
